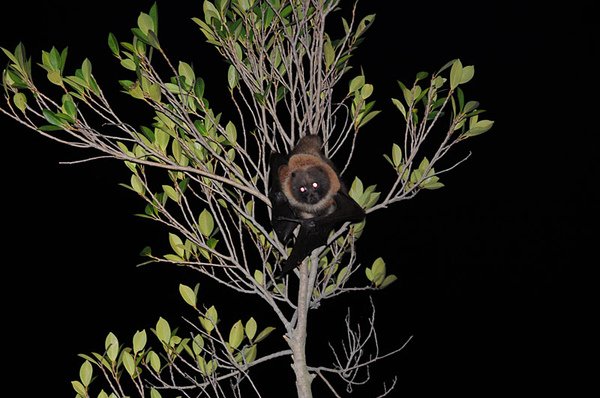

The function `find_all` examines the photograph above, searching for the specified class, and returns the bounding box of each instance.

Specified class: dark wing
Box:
[276,190,365,278]
[268,152,299,244]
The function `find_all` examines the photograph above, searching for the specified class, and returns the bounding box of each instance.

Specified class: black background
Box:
[0,1,594,396]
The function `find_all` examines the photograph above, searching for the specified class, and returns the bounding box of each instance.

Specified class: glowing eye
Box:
[299,186,307,193]
[312,182,319,189]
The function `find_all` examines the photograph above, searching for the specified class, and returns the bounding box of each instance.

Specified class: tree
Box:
[0,1,493,397]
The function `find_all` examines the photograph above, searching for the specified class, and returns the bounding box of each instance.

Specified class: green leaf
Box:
[122,351,135,376]
[391,98,406,119]
[349,75,365,94]
[391,143,402,167]
[105,332,119,362]
[243,344,257,363]
[227,65,238,89]
[198,209,214,237]
[192,334,204,355]
[156,317,171,344]
[150,388,162,398]
[254,326,275,343]
[229,320,244,349]
[178,61,195,86]
[130,174,145,195]
[463,100,479,114]
[138,12,155,35]
[203,0,221,23]
[121,58,137,71]
[42,109,64,128]
[371,257,386,286]
[360,83,373,99]
[200,306,218,333]
[254,269,264,285]
[133,330,147,354]
[168,233,185,257]
[108,33,119,55]
[380,274,398,289]
[71,381,86,396]
[46,70,63,86]
[324,38,335,69]
[449,59,463,90]
[79,360,93,387]
[245,317,257,341]
[225,121,237,144]
[461,65,475,85]
[336,266,349,285]
[179,284,197,308]
[463,119,494,138]
[81,58,92,84]
[13,92,27,113]
[348,177,364,202]
[147,351,161,373]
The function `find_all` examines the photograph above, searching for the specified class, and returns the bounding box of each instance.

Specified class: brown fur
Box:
[279,140,341,218]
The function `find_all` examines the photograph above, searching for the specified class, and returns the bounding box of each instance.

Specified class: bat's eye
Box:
[311,182,319,189]
[299,186,307,193]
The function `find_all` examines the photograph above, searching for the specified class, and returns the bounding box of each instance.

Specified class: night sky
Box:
[0,1,594,396]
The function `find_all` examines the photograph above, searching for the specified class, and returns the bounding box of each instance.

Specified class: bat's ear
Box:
[278,164,290,182]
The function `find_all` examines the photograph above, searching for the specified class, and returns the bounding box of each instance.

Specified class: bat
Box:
[268,135,365,279]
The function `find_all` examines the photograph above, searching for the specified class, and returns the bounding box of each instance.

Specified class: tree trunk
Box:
[289,261,314,397]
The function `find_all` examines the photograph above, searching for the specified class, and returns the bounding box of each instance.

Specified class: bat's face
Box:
[289,166,331,205]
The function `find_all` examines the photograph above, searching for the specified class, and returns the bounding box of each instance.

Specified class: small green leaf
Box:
[198,209,214,237]
[162,185,179,202]
[82,58,92,83]
[348,177,364,203]
[108,33,119,55]
[380,274,398,289]
[227,65,238,89]
[192,334,205,355]
[229,320,244,349]
[245,317,257,341]
[371,257,386,286]
[243,344,257,363]
[71,380,86,396]
[463,119,494,138]
[178,61,195,86]
[254,326,275,343]
[225,121,237,144]
[254,270,264,285]
[150,387,162,398]
[13,92,27,113]
[138,12,155,35]
[449,59,463,90]
[122,351,135,376]
[461,65,475,84]
[133,330,147,354]
[391,143,402,167]
[105,332,119,362]
[349,75,365,94]
[200,306,218,333]
[168,233,185,257]
[203,0,221,24]
[336,266,349,285]
[179,284,197,308]
[324,38,335,69]
[156,317,171,344]
[147,351,161,373]
[121,58,137,71]
[42,109,64,127]
[391,98,406,119]
[79,360,93,387]
[360,83,373,99]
